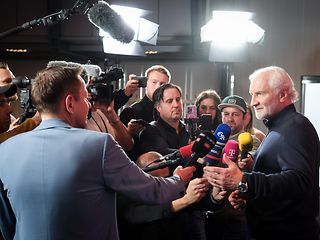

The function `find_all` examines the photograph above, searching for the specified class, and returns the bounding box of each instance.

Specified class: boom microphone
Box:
[87,1,135,43]
[238,132,253,159]
[203,123,231,167]
[223,140,239,163]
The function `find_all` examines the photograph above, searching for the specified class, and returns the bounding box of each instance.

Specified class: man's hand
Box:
[173,166,196,185]
[228,190,246,209]
[124,74,139,96]
[127,119,146,136]
[238,154,254,171]
[211,186,228,204]
[203,153,243,190]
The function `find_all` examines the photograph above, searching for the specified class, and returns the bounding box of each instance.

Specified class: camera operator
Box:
[81,62,139,111]
[0,84,41,143]
[0,61,17,124]
[0,62,41,144]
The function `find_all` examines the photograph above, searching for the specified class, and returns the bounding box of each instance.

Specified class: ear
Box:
[155,103,161,113]
[279,90,288,103]
[65,94,75,114]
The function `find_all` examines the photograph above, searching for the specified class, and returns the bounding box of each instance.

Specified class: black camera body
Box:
[12,76,37,123]
[87,67,123,103]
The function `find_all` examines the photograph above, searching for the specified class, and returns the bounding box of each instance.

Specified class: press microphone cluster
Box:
[142,131,216,172]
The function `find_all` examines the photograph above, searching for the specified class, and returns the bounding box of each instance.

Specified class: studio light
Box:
[201,10,265,45]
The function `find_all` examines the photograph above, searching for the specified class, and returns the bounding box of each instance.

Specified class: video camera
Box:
[87,67,123,103]
[12,76,37,123]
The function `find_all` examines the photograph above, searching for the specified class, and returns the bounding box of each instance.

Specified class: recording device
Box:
[142,131,216,172]
[87,67,124,103]
[238,132,253,159]
[203,123,231,167]
[132,76,148,88]
[87,1,135,43]
[224,140,239,163]
[198,114,212,131]
[12,76,37,123]
[185,105,199,140]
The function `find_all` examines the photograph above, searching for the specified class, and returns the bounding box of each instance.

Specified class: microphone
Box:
[203,123,231,167]
[87,1,135,43]
[82,64,102,78]
[142,145,192,173]
[143,131,216,172]
[223,140,239,163]
[185,131,216,166]
[238,132,253,159]
[146,144,193,167]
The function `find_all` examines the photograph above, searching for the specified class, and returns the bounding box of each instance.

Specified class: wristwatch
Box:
[237,173,248,193]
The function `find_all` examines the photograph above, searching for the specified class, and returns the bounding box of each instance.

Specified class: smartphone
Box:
[132,76,148,88]
[198,114,212,131]
[131,119,149,127]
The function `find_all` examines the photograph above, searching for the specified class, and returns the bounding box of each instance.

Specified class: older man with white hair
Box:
[204,66,320,240]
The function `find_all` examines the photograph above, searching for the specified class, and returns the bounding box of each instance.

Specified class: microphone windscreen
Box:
[192,131,216,157]
[213,123,231,144]
[179,144,193,158]
[238,132,253,152]
[82,64,102,78]
[224,140,239,162]
[47,61,68,68]
[87,1,135,43]
[47,61,82,69]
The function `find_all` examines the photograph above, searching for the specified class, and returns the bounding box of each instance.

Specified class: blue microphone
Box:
[203,123,231,166]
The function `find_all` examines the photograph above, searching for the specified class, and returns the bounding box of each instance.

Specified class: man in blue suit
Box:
[0,65,194,240]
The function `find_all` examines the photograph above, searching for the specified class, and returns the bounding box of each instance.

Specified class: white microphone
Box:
[87,1,135,43]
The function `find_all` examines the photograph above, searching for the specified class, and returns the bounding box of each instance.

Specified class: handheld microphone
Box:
[223,140,239,163]
[238,132,253,159]
[149,144,193,166]
[87,1,135,43]
[185,131,216,166]
[203,123,231,166]
[143,131,216,172]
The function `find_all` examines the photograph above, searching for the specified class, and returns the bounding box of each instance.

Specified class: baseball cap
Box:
[218,95,247,113]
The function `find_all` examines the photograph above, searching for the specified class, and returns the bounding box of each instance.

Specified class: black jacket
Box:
[246,104,320,239]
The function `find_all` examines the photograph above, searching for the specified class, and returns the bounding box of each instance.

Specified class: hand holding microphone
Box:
[238,132,254,171]
[203,153,243,191]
